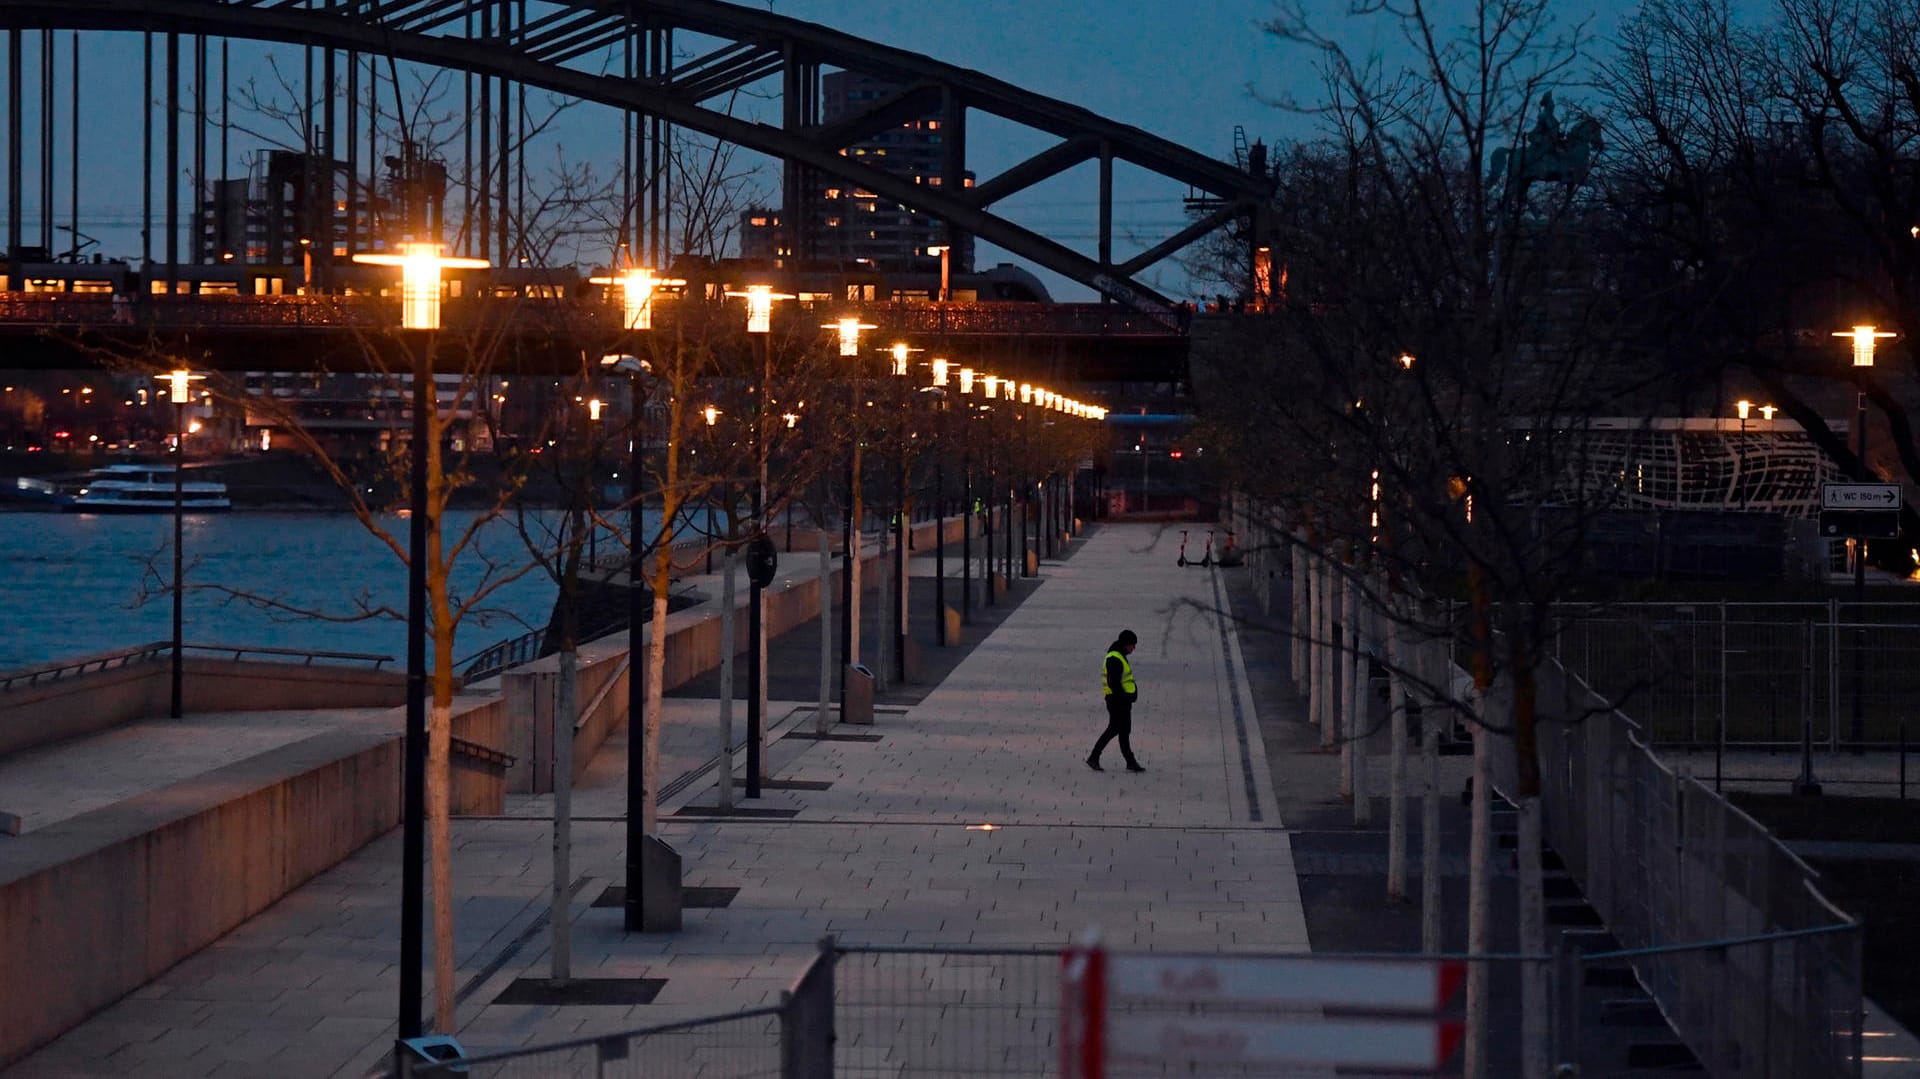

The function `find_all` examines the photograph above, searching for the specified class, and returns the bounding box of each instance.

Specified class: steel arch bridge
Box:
[0,0,1271,322]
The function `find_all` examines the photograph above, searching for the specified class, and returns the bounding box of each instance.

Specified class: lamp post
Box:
[727,284,792,797]
[353,241,487,1045]
[927,244,952,302]
[930,359,950,644]
[959,367,975,624]
[1735,399,1751,509]
[600,352,651,932]
[826,317,875,710]
[886,342,921,684]
[1834,325,1897,752]
[158,368,203,721]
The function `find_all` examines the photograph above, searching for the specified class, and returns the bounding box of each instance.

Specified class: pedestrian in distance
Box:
[1087,629,1145,772]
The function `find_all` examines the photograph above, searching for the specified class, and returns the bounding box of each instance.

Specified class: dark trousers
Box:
[1090,697,1138,766]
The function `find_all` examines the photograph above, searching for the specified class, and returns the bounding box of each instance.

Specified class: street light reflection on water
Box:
[0,507,673,672]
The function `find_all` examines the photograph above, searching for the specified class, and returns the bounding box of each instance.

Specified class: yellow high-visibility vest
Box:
[1102,650,1136,696]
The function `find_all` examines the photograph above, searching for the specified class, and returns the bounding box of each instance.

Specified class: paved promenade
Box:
[8,523,1306,1077]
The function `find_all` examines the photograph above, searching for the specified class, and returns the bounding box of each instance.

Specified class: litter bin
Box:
[841,663,875,725]
[399,1035,468,1076]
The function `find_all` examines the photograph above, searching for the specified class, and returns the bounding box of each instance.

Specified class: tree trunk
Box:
[1512,647,1548,1078]
[1421,634,1443,951]
[1386,592,1408,898]
[717,550,737,810]
[426,492,457,1034]
[551,645,575,984]
[1343,572,1362,810]
[643,571,670,836]
[1313,557,1331,744]
[1291,535,1308,694]
[875,514,892,694]
[818,529,833,734]
[1464,566,1494,1079]
[848,455,862,667]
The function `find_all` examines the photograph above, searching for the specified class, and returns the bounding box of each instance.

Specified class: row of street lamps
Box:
[151,245,1109,1058]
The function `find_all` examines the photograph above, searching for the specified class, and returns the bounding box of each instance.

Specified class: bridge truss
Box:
[0,0,1272,324]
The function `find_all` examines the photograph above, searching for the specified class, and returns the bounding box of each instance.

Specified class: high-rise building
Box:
[741,72,973,274]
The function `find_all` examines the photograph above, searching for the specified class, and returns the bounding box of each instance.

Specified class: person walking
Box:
[1087,629,1145,772]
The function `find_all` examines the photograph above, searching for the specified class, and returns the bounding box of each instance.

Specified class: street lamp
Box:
[959,368,976,624]
[823,316,876,716]
[724,283,793,798]
[157,367,204,721]
[883,342,922,684]
[591,267,684,331]
[927,244,952,302]
[599,351,653,933]
[353,241,488,1047]
[1735,400,1751,509]
[1833,325,1898,754]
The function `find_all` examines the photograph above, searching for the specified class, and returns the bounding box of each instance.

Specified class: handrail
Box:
[1584,922,1858,963]
[180,643,395,668]
[0,641,395,690]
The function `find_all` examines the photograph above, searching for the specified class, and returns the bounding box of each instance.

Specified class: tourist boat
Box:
[62,464,231,513]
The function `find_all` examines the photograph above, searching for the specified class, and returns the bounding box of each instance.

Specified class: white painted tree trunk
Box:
[1519,792,1548,1077]
[1291,538,1308,695]
[717,552,737,810]
[1306,553,1321,725]
[1350,577,1372,824]
[817,530,833,735]
[1464,685,1492,1079]
[1386,594,1408,899]
[875,521,892,693]
[1422,611,1444,953]
[1314,560,1333,745]
[550,647,575,984]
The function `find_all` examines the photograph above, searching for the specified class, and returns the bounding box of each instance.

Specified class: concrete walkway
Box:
[7,524,1306,1078]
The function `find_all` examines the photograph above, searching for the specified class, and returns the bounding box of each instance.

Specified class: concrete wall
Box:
[0,658,408,758]
[0,695,502,1068]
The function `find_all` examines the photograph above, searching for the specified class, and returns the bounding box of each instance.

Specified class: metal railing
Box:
[0,640,393,690]
[1506,657,1865,1077]
[1553,602,1920,748]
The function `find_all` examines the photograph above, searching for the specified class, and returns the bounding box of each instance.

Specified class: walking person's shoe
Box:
[1125,762,1146,773]
[1085,756,1103,772]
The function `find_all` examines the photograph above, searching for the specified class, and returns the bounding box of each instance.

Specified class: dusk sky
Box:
[19,0,1628,300]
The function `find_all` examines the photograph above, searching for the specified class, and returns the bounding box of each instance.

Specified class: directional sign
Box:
[1822,483,1902,510]
[1107,955,1465,1011]
[1107,1015,1465,1070]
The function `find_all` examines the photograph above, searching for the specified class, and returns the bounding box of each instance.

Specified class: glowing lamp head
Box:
[1398,353,1415,370]
[1836,325,1898,367]
[931,358,950,388]
[353,242,488,330]
[827,316,878,357]
[1020,383,1032,404]
[158,369,205,405]
[1736,400,1751,421]
[588,398,605,421]
[703,405,721,426]
[727,284,794,334]
[783,411,799,429]
[890,342,914,377]
[1760,404,1778,421]
[590,268,683,331]
[982,375,1001,398]
[959,368,975,395]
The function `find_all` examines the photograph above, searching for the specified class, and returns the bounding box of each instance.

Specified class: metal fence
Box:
[834,947,1061,1076]
[1553,602,1920,748]
[1509,658,1865,1077]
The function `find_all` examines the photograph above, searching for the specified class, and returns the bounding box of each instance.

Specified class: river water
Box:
[0,510,661,672]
